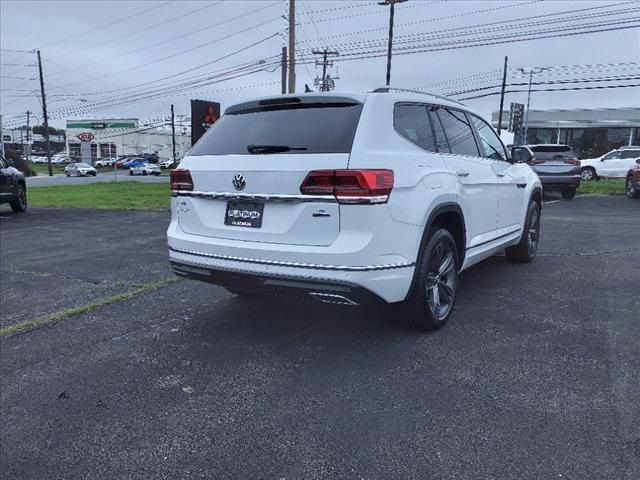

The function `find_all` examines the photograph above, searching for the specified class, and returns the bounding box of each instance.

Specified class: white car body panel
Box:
[168,91,541,303]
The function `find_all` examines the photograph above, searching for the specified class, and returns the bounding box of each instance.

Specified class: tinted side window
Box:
[435,108,479,157]
[428,108,450,153]
[621,150,640,159]
[603,151,622,160]
[469,114,508,161]
[393,104,436,152]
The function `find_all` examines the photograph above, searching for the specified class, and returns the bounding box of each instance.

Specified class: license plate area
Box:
[224,201,264,228]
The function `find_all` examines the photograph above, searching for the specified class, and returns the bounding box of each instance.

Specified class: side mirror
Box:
[636,158,640,165]
[511,147,530,163]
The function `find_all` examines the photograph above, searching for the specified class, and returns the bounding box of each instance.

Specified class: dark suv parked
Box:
[0,152,27,212]
[511,144,581,199]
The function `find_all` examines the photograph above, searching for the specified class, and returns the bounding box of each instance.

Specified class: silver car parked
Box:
[511,144,581,199]
[64,162,97,177]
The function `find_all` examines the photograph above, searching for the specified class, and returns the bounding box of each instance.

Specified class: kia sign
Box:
[77,132,95,142]
[191,99,220,145]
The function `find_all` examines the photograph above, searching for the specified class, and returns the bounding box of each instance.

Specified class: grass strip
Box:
[577,179,625,196]
[0,277,181,338]
[28,181,170,210]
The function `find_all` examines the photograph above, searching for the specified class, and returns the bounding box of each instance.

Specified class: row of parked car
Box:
[512,144,640,200]
[28,152,176,170]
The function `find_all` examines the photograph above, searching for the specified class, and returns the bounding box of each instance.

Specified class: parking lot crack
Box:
[0,277,182,338]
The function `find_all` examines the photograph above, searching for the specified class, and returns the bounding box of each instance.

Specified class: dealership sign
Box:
[77,132,95,142]
[191,99,220,145]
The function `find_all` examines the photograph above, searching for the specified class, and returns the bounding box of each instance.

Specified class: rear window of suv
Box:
[190,102,363,155]
[530,145,577,159]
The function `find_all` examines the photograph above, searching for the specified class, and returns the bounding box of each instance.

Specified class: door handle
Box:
[496,173,505,178]
[456,170,470,177]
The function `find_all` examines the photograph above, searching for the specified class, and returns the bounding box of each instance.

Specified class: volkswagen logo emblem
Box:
[232,173,246,191]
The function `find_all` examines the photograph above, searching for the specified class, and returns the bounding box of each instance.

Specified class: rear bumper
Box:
[538,174,581,189]
[168,246,414,303]
[170,259,388,305]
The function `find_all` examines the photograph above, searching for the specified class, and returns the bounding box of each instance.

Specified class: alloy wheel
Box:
[17,187,26,210]
[425,241,457,320]
[626,177,636,198]
[527,208,540,257]
[581,169,594,181]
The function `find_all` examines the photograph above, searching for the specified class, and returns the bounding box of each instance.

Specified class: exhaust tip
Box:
[309,292,358,306]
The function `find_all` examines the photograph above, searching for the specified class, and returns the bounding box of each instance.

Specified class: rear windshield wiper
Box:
[247,144,308,154]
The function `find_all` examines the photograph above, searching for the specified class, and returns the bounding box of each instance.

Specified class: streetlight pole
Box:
[519,67,549,144]
[378,0,407,87]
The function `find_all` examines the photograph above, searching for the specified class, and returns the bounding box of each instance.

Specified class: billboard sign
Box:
[191,99,220,145]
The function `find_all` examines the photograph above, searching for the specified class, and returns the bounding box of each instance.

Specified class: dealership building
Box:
[65,119,190,162]
[491,107,640,158]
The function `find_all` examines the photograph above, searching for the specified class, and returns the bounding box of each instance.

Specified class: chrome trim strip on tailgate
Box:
[169,246,414,272]
[173,190,336,203]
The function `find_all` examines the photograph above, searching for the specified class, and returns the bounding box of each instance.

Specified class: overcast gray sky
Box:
[1,0,639,131]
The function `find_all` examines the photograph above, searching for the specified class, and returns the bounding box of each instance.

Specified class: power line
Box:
[443,75,640,97]
[458,83,640,101]
[303,0,543,44]
[40,1,173,50]
[295,21,640,67]
[50,19,281,91]
[45,0,280,78]
[314,4,640,55]
[30,62,280,123]
[46,1,225,62]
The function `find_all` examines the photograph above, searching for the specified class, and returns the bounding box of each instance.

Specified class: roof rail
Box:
[371,87,466,106]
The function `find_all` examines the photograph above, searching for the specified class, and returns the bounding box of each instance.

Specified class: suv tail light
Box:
[563,159,580,166]
[170,169,194,196]
[300,169,394,204]
[528,158,545,165]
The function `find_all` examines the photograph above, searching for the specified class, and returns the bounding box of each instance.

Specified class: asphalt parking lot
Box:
[1,196,638,479]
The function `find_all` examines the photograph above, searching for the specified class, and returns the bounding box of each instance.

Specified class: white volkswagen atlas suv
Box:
[168,89,542,330]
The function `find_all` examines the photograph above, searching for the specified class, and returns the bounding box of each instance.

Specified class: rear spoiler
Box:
[225,96,362,115]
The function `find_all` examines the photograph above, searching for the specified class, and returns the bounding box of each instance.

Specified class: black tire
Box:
[401,228,459,331]
[10,184,27,213]
[142,170,148,176]
[506,202,540,263]
[626,176,640,199]
[153,172,160,176]
[65,171,70,177]
[581,167,596,181]
[129,170,133,176]
[561,188,576,200]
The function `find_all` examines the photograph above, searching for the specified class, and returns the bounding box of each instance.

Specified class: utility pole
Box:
[281,46,288,94]
[518,66,549,144]
[497,56,508,136]
[312,49,339,92]
[37,49,53,176]
[379,0,407,86]
[171,104,176,163]
[287,0,296,93]
[26,110,31,161]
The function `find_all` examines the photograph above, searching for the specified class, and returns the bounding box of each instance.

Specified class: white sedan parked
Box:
[130,163,161,176]
[65,162,97,177]
[95,157,118,167]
